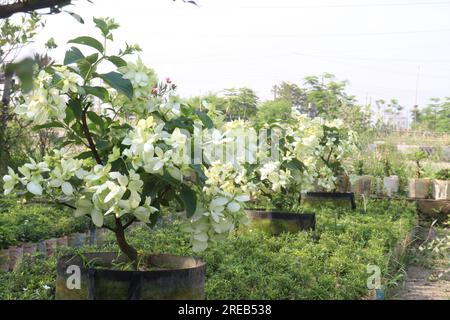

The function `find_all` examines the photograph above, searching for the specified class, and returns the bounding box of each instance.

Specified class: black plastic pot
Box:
[56,252,206,300]
[304,192,356,210]
[246,209,316,235]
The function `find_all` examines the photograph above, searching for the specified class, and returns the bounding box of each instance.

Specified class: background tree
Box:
[222,87,259,120]
[271,81,306,112]
[0,13,45,180]
[255,98,292,125]
[185,92,226,126]
[412,98,450,133]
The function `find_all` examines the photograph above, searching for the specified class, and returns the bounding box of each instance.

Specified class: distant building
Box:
[383,114,409,130]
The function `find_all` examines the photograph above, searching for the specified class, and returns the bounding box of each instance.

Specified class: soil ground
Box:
[392,227,449,300]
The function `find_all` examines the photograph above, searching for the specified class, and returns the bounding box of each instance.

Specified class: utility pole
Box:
[415,65,420,107]
[271,85,278,100]
[412,65,420,130]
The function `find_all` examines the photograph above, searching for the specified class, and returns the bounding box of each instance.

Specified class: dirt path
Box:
[396,263,449,300]
[393,227,449,300]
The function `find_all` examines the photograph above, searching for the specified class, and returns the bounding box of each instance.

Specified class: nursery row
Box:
[0,200,417,300]
[0,197,91,250]
[350,175,450,200]
[0,226,110,272]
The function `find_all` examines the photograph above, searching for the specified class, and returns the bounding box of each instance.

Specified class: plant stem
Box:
[114,217,138,266]
[80,105,103,164]
[79,101,139,266]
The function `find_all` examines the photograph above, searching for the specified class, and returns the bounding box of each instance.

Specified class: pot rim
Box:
[245,209,315,220]
[58,252,206,276]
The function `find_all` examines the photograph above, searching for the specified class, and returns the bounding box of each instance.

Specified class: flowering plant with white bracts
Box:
[182,161,251,252]
[2,18,250,262]
[309,117,359,191]
[236,112,358,210]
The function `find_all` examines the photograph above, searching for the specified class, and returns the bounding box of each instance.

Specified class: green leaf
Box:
[83,86,109,101]
[98,72,133,100]
[190,164,206,186]
[68,36,104,53]
[106,56,127,68]
[195,110,214,129]
[32,121,65,131]
[146,212,159,229]
[179,185,197,218]
[85,53,99,64]
[93,17,109,36]
[284,158,305,172]
[77,59,93,78]
[64,47,85,65]
[6,58,35,93]
[142,177,165,200]
[75,151,93,160]
[164,116,194,132]
[68,99,82,120]
[66,11,85,24]
[64,107,75,125]
[87,111,105,128]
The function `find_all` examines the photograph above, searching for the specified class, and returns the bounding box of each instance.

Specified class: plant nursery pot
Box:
[304,192,356,210]
[36,241,47,255]
[68,233,87,248]
[0,248,10,272]
[57,236,69,249]
[96,228,109,247]
[22,243,37,256]
[246,210,316,235]
[45,238,58,257]
[417,199,450,224]
[88,228,97,246]
[8,246,23,271]
[408,178,432,199]
[55,252,206,300]
[350,175,373,196]
[431,180,449,200]
[336,175,350,193]
[383,176,399,197]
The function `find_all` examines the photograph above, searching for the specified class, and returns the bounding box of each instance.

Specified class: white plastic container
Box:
[383,176,399,197]
[432,180,449,200]
[409,178,432,199]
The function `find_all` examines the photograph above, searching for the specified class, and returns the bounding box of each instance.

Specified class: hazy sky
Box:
[21,0,450,116]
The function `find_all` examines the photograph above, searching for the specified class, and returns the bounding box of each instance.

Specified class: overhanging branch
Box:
[0,0,72,19]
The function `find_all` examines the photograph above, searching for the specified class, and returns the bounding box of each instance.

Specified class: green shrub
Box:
[0,255,56,300]
[0,197,91,247]
[0,199,416,300]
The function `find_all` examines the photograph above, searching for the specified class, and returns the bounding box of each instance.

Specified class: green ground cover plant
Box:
[0,199,416,299]
[0,196,91,248]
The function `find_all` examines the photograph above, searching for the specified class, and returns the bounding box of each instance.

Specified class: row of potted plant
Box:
[0,228,110,272]
[350,174,450,200]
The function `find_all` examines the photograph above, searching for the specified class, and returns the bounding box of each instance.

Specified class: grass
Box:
[0,199,417,300]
